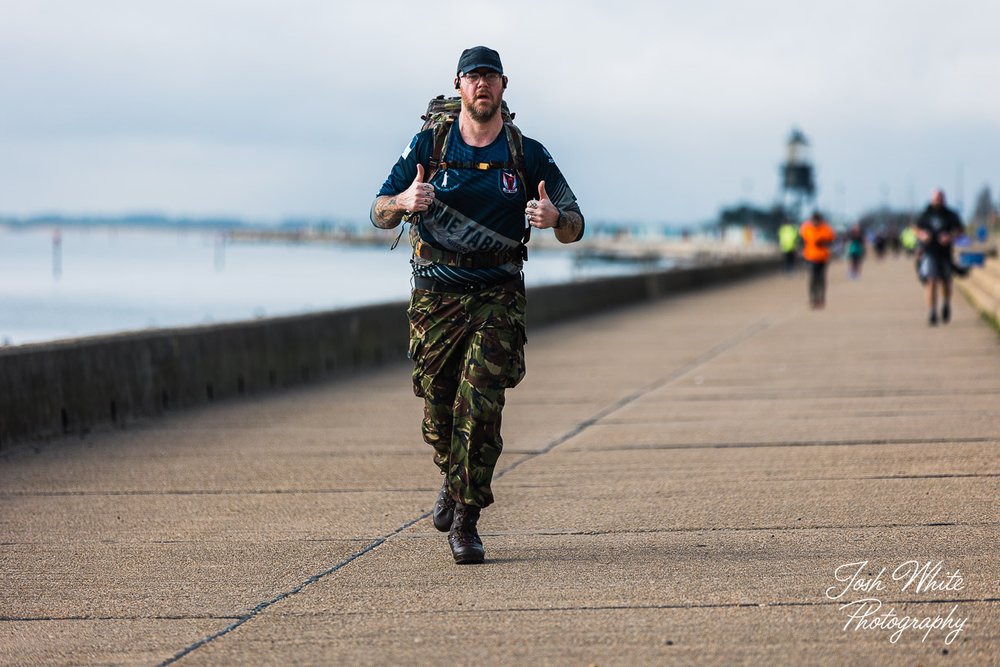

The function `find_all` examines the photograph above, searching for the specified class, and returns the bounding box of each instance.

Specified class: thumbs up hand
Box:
[398,163,435,214]
[525,180,561,229]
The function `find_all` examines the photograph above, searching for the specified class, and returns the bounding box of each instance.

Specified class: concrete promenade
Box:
[2,256,998,665]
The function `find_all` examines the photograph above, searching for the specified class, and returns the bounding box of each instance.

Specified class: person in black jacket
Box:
[915,188,964,326]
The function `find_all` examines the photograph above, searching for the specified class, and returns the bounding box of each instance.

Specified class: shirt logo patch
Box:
[500,170,519,195]
[435,169,459,193]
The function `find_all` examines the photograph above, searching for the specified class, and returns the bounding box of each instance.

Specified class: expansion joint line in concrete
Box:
[334,596,1000,617]
[576,436,997,452]
[1,487,430,498]
[495,314,771,480]
[496,317,772,480]
[159,318,771,666]
[0,614,240,622]
[481,520,995,538]
[157,515,430,666]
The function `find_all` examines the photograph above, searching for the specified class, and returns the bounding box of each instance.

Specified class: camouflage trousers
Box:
[407,281,527,508]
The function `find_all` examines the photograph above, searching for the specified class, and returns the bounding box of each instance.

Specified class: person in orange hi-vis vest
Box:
[799,211,836,309]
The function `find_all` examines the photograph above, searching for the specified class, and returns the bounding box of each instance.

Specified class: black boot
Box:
[448,502,485,564]
[432,477,455,532]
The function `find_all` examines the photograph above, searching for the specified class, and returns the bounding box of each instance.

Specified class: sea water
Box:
[0,226,669,346]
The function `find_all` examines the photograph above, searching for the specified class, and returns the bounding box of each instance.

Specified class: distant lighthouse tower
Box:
[780,128,816,222]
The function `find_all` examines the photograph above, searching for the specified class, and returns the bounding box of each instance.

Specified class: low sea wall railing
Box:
[0,257,780,449]
[957,254,1000,328]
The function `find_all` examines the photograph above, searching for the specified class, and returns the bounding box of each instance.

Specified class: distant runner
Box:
[845,224,865,279]
[915,188,964,326]
[778,220,799,274]
[799,211,836,309]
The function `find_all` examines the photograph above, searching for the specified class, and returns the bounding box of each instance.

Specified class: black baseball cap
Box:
[457,46,503,75]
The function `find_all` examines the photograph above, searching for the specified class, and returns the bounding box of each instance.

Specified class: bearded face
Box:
[466,95,500,122]
[458,72,502,122]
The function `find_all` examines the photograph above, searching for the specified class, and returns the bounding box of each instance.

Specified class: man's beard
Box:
[465,96,500,123]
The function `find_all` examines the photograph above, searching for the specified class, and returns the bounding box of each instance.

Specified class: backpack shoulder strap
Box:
[503,123,531,246]
[503,122,527,187]
[427,119,454,185]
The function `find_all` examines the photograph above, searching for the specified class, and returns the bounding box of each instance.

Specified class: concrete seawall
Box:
[0,257,779,449]
[957,256,1000,328]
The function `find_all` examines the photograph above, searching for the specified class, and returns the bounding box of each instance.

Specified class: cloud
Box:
[1,0,998,223]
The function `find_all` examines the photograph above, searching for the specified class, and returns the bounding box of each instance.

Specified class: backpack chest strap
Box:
[438,160,520,171]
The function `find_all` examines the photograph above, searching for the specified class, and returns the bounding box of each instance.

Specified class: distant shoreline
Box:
[0,215,320,232]
[1,216,778,263]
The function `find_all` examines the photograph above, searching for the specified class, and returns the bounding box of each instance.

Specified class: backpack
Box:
[392,95,531,251]
[420,95,527,189]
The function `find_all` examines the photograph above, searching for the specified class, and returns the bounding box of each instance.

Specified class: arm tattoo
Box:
[371,195,403,229]
[554,210,584,243]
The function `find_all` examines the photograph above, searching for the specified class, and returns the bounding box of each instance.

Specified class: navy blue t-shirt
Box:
[376,124,582,287]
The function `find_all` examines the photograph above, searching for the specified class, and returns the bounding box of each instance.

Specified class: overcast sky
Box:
[2,0,998,226]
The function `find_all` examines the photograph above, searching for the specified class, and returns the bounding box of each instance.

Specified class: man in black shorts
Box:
[915,188,964,326]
